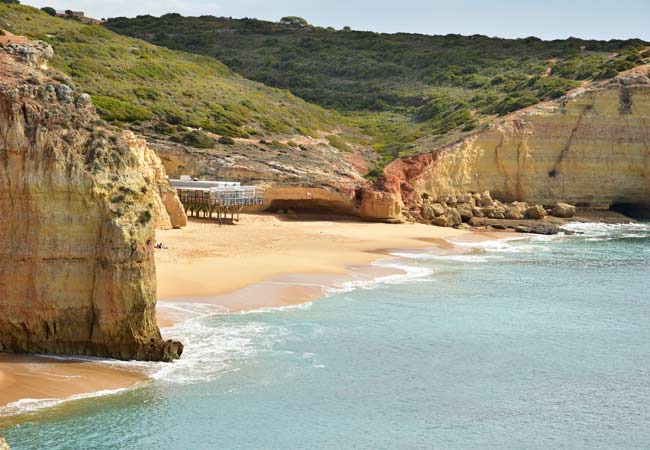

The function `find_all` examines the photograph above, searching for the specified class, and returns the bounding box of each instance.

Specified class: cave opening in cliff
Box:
[611,203,650,219]
[268,199,355,216]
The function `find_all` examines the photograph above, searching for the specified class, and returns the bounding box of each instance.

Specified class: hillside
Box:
[0,5,349,143]
[105,14,650,170]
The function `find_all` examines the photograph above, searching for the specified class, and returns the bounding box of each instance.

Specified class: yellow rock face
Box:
[124,131,187,229]
[0,43,182,361]
[364,70,650,219]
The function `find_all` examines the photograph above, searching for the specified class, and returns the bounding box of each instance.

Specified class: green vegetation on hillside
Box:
[105,14,648,167]
[0,4,346,140]
[2,4,647,179]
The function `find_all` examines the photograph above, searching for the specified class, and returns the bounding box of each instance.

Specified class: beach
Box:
[0,214,505,415]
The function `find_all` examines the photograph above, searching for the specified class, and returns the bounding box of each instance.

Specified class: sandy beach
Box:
[0,214,507,414]
[156,214,478,300]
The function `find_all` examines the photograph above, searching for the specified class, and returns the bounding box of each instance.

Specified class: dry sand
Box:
[0,213,508,413]
[155,214,487,301]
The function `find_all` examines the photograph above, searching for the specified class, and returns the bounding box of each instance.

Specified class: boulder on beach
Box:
[421,205,435,220]
[479,191,494,207]
[431,203,446,216]
[504,205,525,220]
[446,208,462,226]
[551,202,576,218]
[526,205,547,219]
[432,216,449,227]
[457,203,474,222]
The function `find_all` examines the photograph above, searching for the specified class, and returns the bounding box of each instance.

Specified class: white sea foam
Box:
[327,260,433,294]
[561,222,650,238]
[444,237,552,254]
[150,319,285,384]
[0,387,131,417]
[390,251,499,263]
[235,302,314,315]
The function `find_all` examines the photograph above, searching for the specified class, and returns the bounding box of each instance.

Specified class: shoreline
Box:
[0,214,512,420]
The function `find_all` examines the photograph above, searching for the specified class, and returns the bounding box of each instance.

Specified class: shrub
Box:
[280,16,309,27]
[138,210,152,225]
[40,7,56,16]
[326,134,353,152]
[217,136,235,145]
[491,92,541,116]
[92,95,153,122]
[171,130,215,148]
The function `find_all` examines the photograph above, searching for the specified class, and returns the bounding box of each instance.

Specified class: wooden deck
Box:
[171,180,265,223]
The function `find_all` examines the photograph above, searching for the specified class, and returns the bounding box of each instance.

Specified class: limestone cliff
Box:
[361,67,650,220]
[0,41,182,361]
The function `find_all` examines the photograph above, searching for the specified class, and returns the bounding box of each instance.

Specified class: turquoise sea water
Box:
[2,222,650,450]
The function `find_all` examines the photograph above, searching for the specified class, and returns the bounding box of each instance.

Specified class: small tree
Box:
[280,16,309,27]
[41,7,57,16]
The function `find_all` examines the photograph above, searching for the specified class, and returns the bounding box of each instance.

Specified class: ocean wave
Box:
[148,318,289,385]
[390,251,498,263]
[561,222,650,238]
[327,261,433,294]
[445,237,552,254]
[235,302,314,315]
[0,387,131,417]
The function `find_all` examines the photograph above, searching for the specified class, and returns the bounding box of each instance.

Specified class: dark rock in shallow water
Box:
[469,217,567,235]
[515,224,566,235]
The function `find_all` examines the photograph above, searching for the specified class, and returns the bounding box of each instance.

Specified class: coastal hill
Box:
[105,14,648,171]
[0,5,377,211]
[0,35,183,361]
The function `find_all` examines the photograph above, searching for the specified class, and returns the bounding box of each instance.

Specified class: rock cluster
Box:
[0,436,10,450]
[418,191,575,230]
[2,40,54,67]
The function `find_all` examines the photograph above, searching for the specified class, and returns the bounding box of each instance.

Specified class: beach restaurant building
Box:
[170,176,265,222]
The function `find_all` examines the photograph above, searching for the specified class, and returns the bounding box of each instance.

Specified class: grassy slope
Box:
[105,14,649,174]
[0,4,348,141]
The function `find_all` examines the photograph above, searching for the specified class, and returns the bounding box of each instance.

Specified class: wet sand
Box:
[0,354,146,410]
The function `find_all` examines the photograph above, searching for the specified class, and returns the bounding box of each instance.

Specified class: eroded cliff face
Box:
[0,41,182,361]
[124,131,187,229]
[362,67,650,220]
[150,135,374,214]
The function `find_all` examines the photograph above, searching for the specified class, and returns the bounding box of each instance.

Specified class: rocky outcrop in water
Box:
[0,435,10,450]
[0,41,183,361]
[361,66,650,221]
